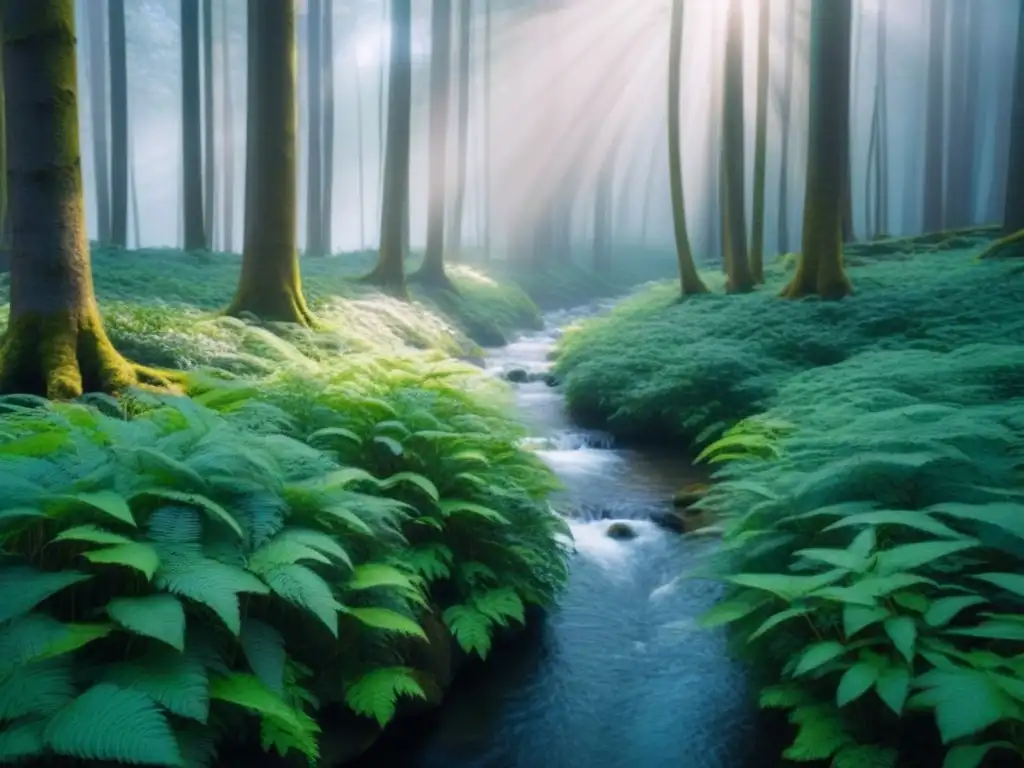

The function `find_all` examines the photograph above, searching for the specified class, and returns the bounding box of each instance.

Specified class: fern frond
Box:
[344,667,426,727]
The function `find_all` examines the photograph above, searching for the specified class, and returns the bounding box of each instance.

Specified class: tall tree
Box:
[181,0,206,250]
[0,10,7,273]
[364,0,412,296]
[0,0,172,397]
[305,0,325,255]
[921,0,947,233]
[875,0,890,237]
[750,0,770,283]
[483,0,492,258]
[228,0,313,324]
[1005,0,1024,234]
[782,0,853,300]
[354,51,367,249]
[447,0,472,259]
[667,0,708,295]
[108,0,128,247]
[721,0,754,293]
[776,0,796,253]
[413,0,456,289]
[220,0,234,252]
[321,0,335,253]
[202,0,215,248]
[85,0,111,243]
[944,0,972,227]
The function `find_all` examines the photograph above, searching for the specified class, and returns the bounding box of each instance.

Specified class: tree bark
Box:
[364,0,411,296]
[876,0,890,236]
[220,0,234,252]
[85,0,111,243]
[667,0,708,295]
[750,0,770,283]
[0,10,8,274]
[181,0,206,250]
[483,0,492,258]
[108,0,127,247]
[414,0,455,290]
[202,0,215,249]
[782,0,853,300]
[227,0,312,325]
[305,0,324,255]
[321,0,335,253]
[922,0,947,234]
[0,0,173,398]
[1005,0,1024,233]
[355,48,367,249]
[777,0,795,254]
[447,0,472,259]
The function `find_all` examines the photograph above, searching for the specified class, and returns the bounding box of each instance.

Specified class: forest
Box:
[0,0,1022,767]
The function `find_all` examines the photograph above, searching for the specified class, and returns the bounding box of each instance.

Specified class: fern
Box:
[106,594,186,650]
[346,607,427,640]
[102,648,210,723]
[261,564,340,636]
[344,667,426,727]
[442,605,493,658]
[240,618,287,694]
[154,555,269,635]
[0,566,91,624]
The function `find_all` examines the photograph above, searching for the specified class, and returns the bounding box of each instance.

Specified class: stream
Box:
[355,305,771,768]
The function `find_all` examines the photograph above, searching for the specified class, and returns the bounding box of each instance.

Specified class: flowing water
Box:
[355,305,770,768]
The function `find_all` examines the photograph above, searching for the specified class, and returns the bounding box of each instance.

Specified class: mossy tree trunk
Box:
[0,0,173,398]
[781,0,853,301]
[321,0,335,253]
[226,0,313,326]
[922,0,947,234]
[413,0,456,291]
[181,0,206,251]
[202,0,215,249]
[108,0,128,247]
[721,0,754,293]
[749,0,770,284]
[447,0,471,260]
[1004,0,1024,234]
[305,0,324,256]
[667,0,708,296]
[776,0,795,254]
[365,0,412,297]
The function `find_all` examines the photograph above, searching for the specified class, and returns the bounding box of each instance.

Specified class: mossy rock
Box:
[980,229,1024,260]
[606,521,637,540]
[672,483,709,512]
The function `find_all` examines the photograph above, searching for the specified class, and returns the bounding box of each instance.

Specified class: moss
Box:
[979,228,1024,259]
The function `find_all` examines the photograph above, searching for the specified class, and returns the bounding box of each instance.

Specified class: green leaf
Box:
[794,641,846,677]
[52,525,133,547]
[943,742,1017,768]
[379,471,439,501]
[54,491,136,527]
[837,662,881,707]
[346,607,427,639]
[794,547,868,571]
[442,605,493,659]
[973,572,1024,599]
[843,604,889,638]
[133,448,209,492]
[848,527,877,559]
[823,510,966,539]
[832,744,898,768]
[402,545,453,582]
[106,594,186,651]
[875,665,910,715]
[33,623,112,662]
[758,683,812,710]
[276,528,353,569]
[0,566,91,624]
[308,427,362,446]
[883,616,917,664]
[749,607,809,641]
[262,564,340,636]
[344,667,426,727]
[320,503,374,535]
[372,435,404,456]
[43,683,184,766]
[929,501,1024,542]
[102,648,209,722]
[782,704,853,760]
[132,489,243,540]
[241,619,287,695]
[947,620,1024,641]
[874,540,978,574]
[0,658,76,720]
[890,591,930,614]
[0,717,46,762]
[473,588,526,627]
[83,542,160,580]
[155,556,269,635]
[699,593,770,628]
[727,569,847,601]
[438,499,510,525]
[925,595,987,627]
[910,668,1020,743]
[346,563,420,593]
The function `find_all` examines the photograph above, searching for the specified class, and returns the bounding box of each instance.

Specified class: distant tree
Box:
[0,0,172,397]
[448,0,472,259]
[0,11,7,274]
[227,0,313,325]
[220,0,234,251]
[922,0,947,233]
[483,0,493,257]
[306,0,325,255]
[776,0,796,253]
[181,0,206,250]
[1004,0,1024,234]
[413,0,456,290]
[202,0,215,248]
[108,0,128,247]
[782,0,853,300]
[364,0,412,296]
[85,0,111,243]
[750,0,770,283]
[667,0,708,295]
[321,0,335,253]
[721,0,754,293]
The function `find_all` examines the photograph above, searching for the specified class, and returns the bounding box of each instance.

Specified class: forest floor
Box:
[553,226,1024,764]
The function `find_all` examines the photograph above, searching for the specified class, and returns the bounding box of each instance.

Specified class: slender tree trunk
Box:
[668,0,708,295]
[782,0,853,300]
[944,0,969,227]
[321,0,335,253]
[777,0,795,253]
[448,0,472,260]
[108,0,128,247]
[414,0,455,290]
[202,0,215,249]
[365,0,412,296]
[876,0,890,236]
[305,0,324,255]
[0,0,172,398]
[355,58,367,249]
[922,0,948,234]
[866,81,880,238]
[484,0,492,258]
[750,0,770,283]
[0,11,8,274]
[1005,0,1024,234]
[129,124,141,247]
[227,0,312,325]
[85,0,111,243]
[220,0,234,252]
[181,0,206,250]
[376,0,387,235]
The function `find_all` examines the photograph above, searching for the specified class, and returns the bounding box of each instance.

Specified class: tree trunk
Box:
[85,0,111,243]
[777,0,795,254]
[750,0,770,283]
[922,0,947,234]
[876,0,890,236]
[0,0,172,398]
[108,0,128,247]
[866,80,880,238]
[376,0,388,234]
[202,0,215,249]
[1005,0,1024,234]
[0,10,8,274]
[181,0,206,250]
[227,0,312,325]
[220,0,234,252]
[721,0,754,293]
[667,0,708,295]
[321,0,335,253]
[305,0,324,255]
[414,0,455,290]
[944,0,969,227]
[483,0,492,258]
[355,53,367,249]
[129,123,141,246]
[365,0,412,296]
[782,0,853,300]
[447,0,472,260]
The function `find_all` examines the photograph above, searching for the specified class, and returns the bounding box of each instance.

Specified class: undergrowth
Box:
[556,235,1024,766]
